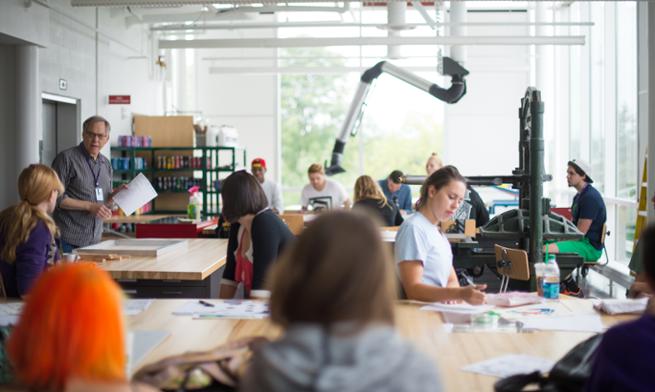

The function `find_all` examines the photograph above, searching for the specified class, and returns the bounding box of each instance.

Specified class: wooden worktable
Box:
[128,298,633,391]
[100,239,227,281]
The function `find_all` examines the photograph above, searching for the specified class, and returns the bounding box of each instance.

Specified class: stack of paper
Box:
[124,299,154,316]
[421,303,493,324]
[173,300,269,319]
[518,314,604,333]
[462,354,555,378]
[486,292,543,307]
[593,298,648,315]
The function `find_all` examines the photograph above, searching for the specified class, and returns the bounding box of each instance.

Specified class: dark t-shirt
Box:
[448,186,489,233]
[572,184,606,250]
[353,198,403,226]
[224,209,294,290]
[586,314,655,392]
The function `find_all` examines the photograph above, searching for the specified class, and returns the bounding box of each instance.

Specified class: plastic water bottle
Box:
[542,254,560,300]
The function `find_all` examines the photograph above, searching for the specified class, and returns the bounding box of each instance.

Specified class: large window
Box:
[554,1,638,263]
[280,49,445,207]
[615,2,638,260]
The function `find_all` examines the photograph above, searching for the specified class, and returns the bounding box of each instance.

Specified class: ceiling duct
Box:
[72,0,351,6]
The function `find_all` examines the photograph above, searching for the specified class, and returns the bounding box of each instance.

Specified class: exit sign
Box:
[108,95,131,104]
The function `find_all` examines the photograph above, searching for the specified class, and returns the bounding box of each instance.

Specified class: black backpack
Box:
[494,333,603,392]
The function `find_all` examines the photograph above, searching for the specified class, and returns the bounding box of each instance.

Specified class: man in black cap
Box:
[546,159,607,296]
[378,170,412,214]
[546,159,606,261]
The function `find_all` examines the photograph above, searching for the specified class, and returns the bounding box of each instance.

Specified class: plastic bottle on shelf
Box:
[542,254,560,300]
[187,185,202,222]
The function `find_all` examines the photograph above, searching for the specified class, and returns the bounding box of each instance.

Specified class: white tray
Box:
[75,239,188,257]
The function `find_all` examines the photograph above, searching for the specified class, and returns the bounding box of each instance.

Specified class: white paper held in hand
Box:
[112,173,158,216]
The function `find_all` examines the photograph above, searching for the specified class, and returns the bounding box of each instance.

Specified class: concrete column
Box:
[449,1,467,65]
[15,45,40,173]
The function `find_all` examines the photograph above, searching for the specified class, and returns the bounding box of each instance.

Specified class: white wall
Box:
[444,11,531,176]
[444,10,531,204]
[0,0,163,209]
[188,22,279,182]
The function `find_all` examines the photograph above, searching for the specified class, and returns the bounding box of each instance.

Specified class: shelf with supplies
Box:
[110,146,246,218]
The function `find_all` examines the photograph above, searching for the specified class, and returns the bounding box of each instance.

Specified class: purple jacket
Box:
[586,314,655,391]
[0,220,56,297]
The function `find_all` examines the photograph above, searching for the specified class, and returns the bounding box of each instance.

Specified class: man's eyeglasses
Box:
[84,132,108,141]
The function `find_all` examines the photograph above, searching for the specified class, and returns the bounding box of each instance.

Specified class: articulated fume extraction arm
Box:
[325,57,469,175]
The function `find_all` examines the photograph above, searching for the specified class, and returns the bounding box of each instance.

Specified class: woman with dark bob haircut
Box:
[219,170,293,299]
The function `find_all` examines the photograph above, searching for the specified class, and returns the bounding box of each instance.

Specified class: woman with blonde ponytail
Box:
[0,164,64,298]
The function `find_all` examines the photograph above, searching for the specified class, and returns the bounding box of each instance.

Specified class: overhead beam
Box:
[159,35,585,49]
[151,21,595,31]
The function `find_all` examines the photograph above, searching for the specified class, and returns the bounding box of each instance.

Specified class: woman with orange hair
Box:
[0,164,64,298]
[8,262,153,391]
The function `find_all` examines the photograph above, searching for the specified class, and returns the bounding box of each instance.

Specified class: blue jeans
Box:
[60,239,79,254]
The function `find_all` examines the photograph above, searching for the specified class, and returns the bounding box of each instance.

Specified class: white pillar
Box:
[449,1,467,65]
[16,45,40,171]
[647,3,655,222]
[387,0,406,59]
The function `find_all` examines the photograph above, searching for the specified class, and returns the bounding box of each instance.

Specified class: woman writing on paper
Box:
[0,164,63,298]
[218,171,293,299]
[395,166,486,304]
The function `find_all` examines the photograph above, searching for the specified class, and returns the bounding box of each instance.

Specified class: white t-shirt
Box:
[259,179,283,212]
[394,212,453,287]
[300,178,348,210]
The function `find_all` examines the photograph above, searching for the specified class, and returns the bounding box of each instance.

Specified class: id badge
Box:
[95,187,104,202]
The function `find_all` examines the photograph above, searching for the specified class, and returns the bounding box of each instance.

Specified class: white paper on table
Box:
[518,314,604,333]
[173,299,269,319]
[124,299,153,316]
[486,292,543,307]
[420,303,493,314]
[126,330,170,376]
[462,354,555,378]
[112,173,158,216]
[421,303,494,324]
[380,230,396,243]
[0,303,24,326]
[593,298,648,315]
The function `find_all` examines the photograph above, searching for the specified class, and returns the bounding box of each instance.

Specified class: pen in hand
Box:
[198,300,215,307]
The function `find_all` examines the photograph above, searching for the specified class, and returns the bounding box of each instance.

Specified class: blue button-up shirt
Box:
[378,179,412,213]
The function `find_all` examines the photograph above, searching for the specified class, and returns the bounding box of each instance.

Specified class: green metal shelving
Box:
[111,146,246,217]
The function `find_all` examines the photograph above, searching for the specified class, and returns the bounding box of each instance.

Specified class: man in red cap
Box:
[251,158,283,213]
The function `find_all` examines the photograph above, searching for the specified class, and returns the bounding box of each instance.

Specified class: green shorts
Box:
[552,237,602,262]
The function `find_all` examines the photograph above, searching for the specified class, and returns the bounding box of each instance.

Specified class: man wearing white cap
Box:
[546,159,607,263]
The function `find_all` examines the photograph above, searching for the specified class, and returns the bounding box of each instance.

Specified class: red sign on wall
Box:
[108,95,131,104]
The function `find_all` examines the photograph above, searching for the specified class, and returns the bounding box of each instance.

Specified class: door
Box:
[41,100,57,165]
[41,94,80,166]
